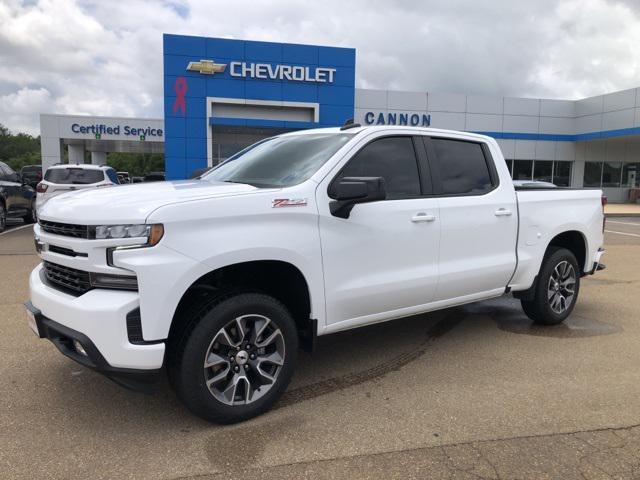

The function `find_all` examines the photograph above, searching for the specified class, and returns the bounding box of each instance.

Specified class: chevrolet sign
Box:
[186,60,227,75]
[186,59,336,83]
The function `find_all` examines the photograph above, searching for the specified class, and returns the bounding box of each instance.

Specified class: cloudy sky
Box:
[1,0,640,135]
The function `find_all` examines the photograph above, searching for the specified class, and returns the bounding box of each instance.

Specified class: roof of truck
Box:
[280,125,494,143]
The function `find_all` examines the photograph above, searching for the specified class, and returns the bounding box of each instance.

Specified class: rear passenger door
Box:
[424,136,518,302]
[318,134,441,329]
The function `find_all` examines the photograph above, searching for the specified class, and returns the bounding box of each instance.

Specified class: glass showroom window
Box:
[533,160,553,183]
[512,160,533,180]
[511,160,573,186]
[505,159,513,176]
[583,162,603,187]
[622,163,640,187]
[553,161,572,187]
[602,162,622,187]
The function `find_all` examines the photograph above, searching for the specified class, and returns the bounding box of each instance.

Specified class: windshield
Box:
[44,168,104,184]
[202,133,354,188]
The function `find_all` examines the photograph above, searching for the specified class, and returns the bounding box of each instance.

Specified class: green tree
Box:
[0,123,41,171]
[106,152,164,177]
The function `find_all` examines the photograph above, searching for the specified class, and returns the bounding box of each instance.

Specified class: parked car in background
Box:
[0,161,36,231]
[131,176,144,183]
[36,164,120,213]
[27,126,606,423]
[512,180,557,188]
[144,171,165,182]
[117,172,131,184]
[20,165,42,189]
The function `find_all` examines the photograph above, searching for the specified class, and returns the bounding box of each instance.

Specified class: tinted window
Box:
[105,168,120,184]
[0,162,16,181]
[337,136,421,199]
[204,133,354,188]
[431,139,493,195]
[44,168,104,184]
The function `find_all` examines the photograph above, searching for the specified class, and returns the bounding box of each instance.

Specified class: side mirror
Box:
[329,176,386,218]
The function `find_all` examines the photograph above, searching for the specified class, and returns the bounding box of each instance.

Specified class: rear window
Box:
[44,168,105,184]
[430,138,493,195]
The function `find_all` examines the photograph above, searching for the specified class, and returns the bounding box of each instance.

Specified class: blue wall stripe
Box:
[476,126,640,142]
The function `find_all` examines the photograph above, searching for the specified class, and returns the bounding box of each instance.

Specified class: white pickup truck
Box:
[26,125,606,423]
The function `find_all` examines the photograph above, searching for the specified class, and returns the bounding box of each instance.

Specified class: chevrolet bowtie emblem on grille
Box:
[186,59,227,75]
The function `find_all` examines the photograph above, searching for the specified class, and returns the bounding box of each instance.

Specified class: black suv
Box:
[0,161,36,232]
[20,165,42,189]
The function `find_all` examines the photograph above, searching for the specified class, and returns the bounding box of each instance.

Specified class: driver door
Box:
[316,134,440,330]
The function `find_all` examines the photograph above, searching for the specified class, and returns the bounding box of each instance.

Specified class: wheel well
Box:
[170,260,314,347]
[547,231,586,273]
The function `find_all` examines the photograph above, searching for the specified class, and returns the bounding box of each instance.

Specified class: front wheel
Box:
[521,247,580,325]
[169,292,298,423]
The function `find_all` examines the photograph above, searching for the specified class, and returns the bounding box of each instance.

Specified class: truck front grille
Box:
[43,261,92,295]
[39,220,90,239]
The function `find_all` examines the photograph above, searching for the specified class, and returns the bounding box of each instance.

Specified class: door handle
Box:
[494,208,512,217]
[411,212,436,223]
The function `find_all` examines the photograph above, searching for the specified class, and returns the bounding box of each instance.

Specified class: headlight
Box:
[92,224,164,246]
[89,272,139,290]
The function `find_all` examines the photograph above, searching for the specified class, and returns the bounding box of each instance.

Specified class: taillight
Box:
[602,195,607,232]
[36,182,48,193]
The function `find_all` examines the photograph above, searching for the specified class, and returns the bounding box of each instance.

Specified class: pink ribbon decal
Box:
[172,77,188,115]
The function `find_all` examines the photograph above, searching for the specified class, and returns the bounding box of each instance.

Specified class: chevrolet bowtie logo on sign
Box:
[185,59,336,83]
[186,60,227,75]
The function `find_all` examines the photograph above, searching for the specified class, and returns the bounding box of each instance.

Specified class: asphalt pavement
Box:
[2,221,640,479]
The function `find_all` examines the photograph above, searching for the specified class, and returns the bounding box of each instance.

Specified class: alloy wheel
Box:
[203,314,285,406]
[547,260,576,314]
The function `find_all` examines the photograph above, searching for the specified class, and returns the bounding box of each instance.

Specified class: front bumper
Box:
[25,301,161,393]
[29,264,165,389]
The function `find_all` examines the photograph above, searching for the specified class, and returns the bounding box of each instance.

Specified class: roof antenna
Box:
[340,118,361,130]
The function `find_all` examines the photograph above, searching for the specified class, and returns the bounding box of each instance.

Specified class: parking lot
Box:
[2,220,640,479]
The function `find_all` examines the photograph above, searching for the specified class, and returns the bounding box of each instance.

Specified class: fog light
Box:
[73,339,87,357]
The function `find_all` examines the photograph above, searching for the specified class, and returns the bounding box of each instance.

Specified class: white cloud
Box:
[0,0,639,135]
[0,87,52,134]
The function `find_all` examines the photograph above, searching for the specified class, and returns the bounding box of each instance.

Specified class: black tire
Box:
[22,200,36,224]
[0,203,6,233]
[168,291,298,424]
[521,247,580,325]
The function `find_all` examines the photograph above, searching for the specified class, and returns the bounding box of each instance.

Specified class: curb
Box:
[0,223,33,237]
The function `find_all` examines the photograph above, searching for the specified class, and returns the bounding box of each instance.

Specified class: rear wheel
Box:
[169,292,298,423]
[521,247,580,325]
[22,200,36,224]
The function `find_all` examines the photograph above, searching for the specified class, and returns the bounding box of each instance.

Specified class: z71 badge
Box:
[272,198,308,208]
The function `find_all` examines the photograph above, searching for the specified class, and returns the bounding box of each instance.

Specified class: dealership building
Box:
[41,33,640,202]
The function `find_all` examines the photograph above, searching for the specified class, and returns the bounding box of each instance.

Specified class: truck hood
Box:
[39,179,263,224]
